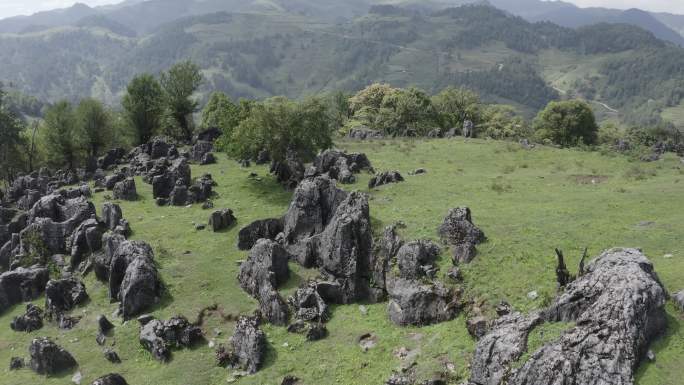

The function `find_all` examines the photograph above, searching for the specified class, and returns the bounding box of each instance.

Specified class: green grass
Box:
[1,138,683,384]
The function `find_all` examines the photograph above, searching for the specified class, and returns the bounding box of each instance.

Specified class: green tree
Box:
[480,105,530,140]
[122,74,163,145]
[0,87,25,183]
[43,100,80,170]
[160,61,203,142]
[533,100,598,146]
[432,87,483,130]
[201,92,240,133]
[376,87,437,136]
[228,96,332,163]
[76,98,112,158]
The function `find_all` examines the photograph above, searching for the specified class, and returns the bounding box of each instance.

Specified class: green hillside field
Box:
[1,138,682,385]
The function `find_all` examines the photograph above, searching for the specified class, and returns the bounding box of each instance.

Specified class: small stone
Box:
[527,291,539,300]
[647,350,656,362]
[104,348,121,364]
[663,254,673,259]
[195,224,206,231]
[359,305,368,316]
[72,371,82,384]
[9,357,24,370]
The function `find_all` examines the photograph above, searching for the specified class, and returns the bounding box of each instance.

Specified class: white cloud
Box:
[0,1,120,19]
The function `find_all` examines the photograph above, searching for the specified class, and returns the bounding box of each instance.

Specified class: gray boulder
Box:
[0,266,49,314]
[288,283,329,323]
[44,278,88,318]
[368,171,404,189]
[139,315,203,362]
[238,239,290,297]
[102,203,123,231]
[11,304,44,332]
[368,225,404,302]
[396,240,441,280]
[438,207,485,264]
[387,277,459,327]
[113,178,137,201]
[209,209,236,232]
[313,149,372,184]
[237,218,283,250]
[315,191,373,304]
[28,337,77,375]
[91,374,128,385]
[227,315,266,374]
[109,240,161,319]
[469,248,667,385]
[68,218,102,269]
[190,141,213,163]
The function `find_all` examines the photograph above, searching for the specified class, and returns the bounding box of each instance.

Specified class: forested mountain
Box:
[1,2,684,127]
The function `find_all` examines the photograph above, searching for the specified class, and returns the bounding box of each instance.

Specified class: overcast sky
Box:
[2,0,684,19]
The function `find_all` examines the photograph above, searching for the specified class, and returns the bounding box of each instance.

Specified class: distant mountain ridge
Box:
[1,0,684,46]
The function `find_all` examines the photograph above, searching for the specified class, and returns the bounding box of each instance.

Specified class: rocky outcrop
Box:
[396,240,440,280]
[10,304,44,332]
[387,278,459,327]
[226,315,266,374]
[68,218,103,269]
[238,239,290,325]
[113,178,137,201]
[109,240,161,319]
[313,150,373,184]
[29,337,77,375]
[190,141,214,163]
[44,278,88,319]
[468,248,667,385]
[315,191,373,304]
[98,148,126,170]
[271,153,305,189]
[0,266,49,314]
[237,218,283,250]
[369,171,404,189]
[91,374,129,385]
[209,209,236,232]
[288,283,329,323]
[348,127,384,140]
[438,207,485,264]
[139,315,203,362]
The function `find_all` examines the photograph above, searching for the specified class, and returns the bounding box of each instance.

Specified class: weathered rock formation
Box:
[44,278,88,319]
[0,266,49,314]
[226,315,267,374]
[113,178,137,201]
[91,373,129,385]
[369,171,404,189]
[10,304,44,332]
[237,218,283,251]
[313,150,373,184]
[209,209,236,232]
[108,240,162,319]
[29,337,77,375]
[469,248,667,385]
[139,315,203,362]
[438,207,485,264]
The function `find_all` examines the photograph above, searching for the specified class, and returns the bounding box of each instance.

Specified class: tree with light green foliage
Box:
[201,92,240,134]
[76,98,112,159]
[43,100,80,170]
[432,87,483,131]
[160,61,203,142]
[480,105,530,140]
[228,96,331,163]
[122,74,163,145]
[375,87,438,136]
[533,100,598,146]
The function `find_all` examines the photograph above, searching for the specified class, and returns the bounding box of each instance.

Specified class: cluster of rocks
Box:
[4,168,92,210]
[347,127,385,140]
[44,277,88,328]
[369,171,404,189]
[138,314,203,362]
[312,149,373,184]
[468,248,667,385]
[641,140,684,162]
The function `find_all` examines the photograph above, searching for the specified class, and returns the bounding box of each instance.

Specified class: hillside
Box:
[1,4,684,127]
[1,138,682,385]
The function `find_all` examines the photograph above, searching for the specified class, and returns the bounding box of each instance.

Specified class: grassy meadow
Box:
[0,138,683,385]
